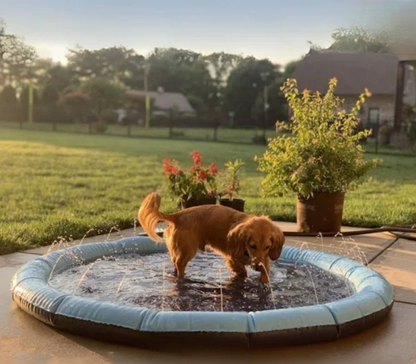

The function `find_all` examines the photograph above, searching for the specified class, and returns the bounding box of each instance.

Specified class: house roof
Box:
[126,90,196,113]
[292,51,402,96]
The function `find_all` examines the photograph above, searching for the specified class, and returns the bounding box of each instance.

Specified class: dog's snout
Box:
[251,260,263,272]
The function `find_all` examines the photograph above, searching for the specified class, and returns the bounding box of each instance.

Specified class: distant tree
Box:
[58,92,90,123]
[0,85,18,105]
[251,82,287,127]
[40,84,60,105]
[184,56,216,94]
[204,52,242,84]
[281,59,301,81]
[67,46,144,86]
[79,77,126,120]
[0,85,23,121]
[19,85,40,106]
[146,48,200,92]
[327,26,391,53]
[0,20,37,87]
[223,57,281,127]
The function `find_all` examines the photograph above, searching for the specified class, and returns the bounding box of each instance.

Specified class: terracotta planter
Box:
[219,198,245,212]
[296,192,345,233]
[180,197,217,209]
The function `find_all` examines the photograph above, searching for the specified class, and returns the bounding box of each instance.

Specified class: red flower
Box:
[189,166,196,173]
[163,157,170,168]
[197,170,207,180]
[190,150,202,166]
[209,162,218,174]
[163,158,180,175]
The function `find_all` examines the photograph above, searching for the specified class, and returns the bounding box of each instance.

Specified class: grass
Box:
[1,127,415,255]
[0,121,278,144]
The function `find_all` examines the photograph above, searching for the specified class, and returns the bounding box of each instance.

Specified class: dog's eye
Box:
[265,245,271,250]
[249,244,257,250]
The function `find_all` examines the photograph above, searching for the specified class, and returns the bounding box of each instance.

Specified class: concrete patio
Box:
[1,222,416,364]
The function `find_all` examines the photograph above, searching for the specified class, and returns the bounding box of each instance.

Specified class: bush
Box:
[101,109,119,124]
[256,78,378,199]
[0,86,24,121]
[79,78,126,119]
[0,85,18,105]
[58,92,91,123]
[93,121,108,134]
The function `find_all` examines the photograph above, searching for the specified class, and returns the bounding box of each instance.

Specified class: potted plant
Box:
[218,159,245,212]
[163,150,218,209]
[255,78,378,233]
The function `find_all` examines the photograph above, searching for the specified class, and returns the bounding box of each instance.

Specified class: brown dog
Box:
[138,193,285,283]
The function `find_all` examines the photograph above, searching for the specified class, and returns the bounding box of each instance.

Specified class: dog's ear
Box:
[269,227,285,260]
[227,222,252,257]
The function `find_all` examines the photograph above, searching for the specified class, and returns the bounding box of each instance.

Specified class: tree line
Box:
[0,20,392,129]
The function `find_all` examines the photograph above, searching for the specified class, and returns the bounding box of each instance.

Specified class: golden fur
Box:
[138,192,285,283]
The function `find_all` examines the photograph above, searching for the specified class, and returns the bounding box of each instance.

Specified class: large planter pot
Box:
[219,198,245,212]
[180,197,217,209]
[296,192,345,233]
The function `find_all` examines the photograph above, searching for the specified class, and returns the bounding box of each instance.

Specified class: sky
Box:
[0,0,408,67]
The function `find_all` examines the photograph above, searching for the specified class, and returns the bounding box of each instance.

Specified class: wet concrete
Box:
[371,238,416,304]
[1,222,416,364]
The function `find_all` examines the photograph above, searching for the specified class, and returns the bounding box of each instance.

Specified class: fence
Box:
[0,120,277,145]
[0,120,415,156]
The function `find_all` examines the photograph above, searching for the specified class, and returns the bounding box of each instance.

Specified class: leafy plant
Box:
[163,150,219,206]
[58,92,91,123]
[219,159,245,201]
[93,121,108,134]
[255,78,379,199]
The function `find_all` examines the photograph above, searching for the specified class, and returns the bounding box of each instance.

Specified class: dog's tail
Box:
[138,192,172,242]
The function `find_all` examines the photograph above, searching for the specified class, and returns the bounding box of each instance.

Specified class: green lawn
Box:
[1,127,415,255]
[0,121,278,144]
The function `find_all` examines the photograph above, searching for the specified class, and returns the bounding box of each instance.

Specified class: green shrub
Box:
[255,78,378,199]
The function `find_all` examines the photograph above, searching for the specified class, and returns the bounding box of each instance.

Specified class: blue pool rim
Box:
[11,236,394,349]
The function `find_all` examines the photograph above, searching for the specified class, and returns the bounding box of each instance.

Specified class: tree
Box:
[146,48,220,118]
[281,59,301,82]
[0,85,23,121]
[46,64,75,94]
[0,20,38,87]
[0,85,18,105]
[183,56,218,116]
[223,57,281,127]
[40,84,60,105]
[79,77,126,120]
[19,85,40,106]
[146,47,200,92]
[58,92,90,123]
[327,26,391,53]
[66,46,145,86]
[251,81,287,127]
[203,52,242,93]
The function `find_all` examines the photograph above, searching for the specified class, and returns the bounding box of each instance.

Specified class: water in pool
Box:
[49,250,355,312]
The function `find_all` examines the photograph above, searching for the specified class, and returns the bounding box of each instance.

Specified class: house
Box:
[291,50,416,129]
[126,88,196,116]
